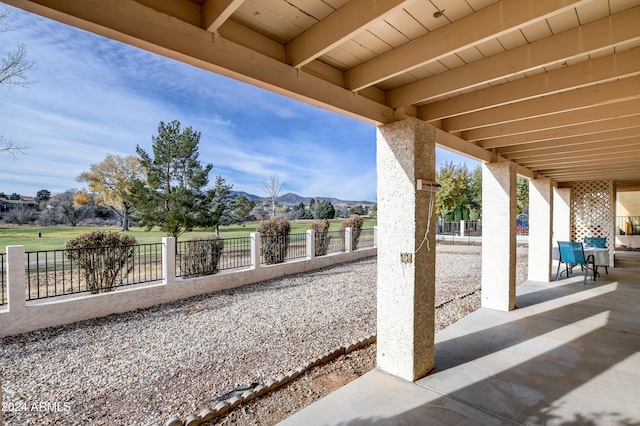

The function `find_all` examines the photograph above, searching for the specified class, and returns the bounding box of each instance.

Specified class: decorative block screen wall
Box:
[569,180,615,266]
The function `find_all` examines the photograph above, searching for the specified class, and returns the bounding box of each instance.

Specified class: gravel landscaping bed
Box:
[1,245,528,425]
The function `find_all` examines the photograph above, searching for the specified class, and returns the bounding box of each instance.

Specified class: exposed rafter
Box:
[202,0,244,33]
[344,0,590,92]
[389,6,640,108]
[419,48,640,122]
[286,0,406,68]
[446,77,640,133]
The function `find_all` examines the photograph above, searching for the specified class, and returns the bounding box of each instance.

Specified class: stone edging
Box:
[154,334,377,426]
[435,287,481,309]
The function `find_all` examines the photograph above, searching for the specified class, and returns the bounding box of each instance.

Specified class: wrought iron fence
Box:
[357,228,375,248]
[464,220,482,236]
[1,252,5,306]
[25,243,163,301]
[176,236,252,277]
[326,230,346,254]
[260,234,290,265]
[286,233,308,260]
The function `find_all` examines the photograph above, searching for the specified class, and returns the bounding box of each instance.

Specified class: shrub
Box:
[64,230,137,294]
[179,236,225,278]
[341,215,364,250]
[309,219,331,256]
[257,217,290,264]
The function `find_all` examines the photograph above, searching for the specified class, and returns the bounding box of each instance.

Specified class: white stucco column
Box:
[528,178,554,282]
[376,118,437,381]
[553,188,571,245]
[162,237,176,286]
[481,162,516,311]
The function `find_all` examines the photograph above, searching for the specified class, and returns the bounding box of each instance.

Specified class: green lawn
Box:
[0,218,377,252]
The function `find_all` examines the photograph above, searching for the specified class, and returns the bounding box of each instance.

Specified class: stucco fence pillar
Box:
[376,117,437,382]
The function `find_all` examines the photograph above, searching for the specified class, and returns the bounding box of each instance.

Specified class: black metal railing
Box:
[176,236,253,277]
[464,220,482,236]
[0,252,5,306]
[25,243,163,301]
[358,228,375,248]
[9,228,377,302]
[326,231,346,254]
[286,233,307,260]
[260,234,291,265]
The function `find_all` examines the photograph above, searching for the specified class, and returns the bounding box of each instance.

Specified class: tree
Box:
[436,162,470,218]
[1,8,35,159]
[262,174,283,218]
[468,165,482,213]
[203,175,233,235]
[349,205,366,216]
[48,191,89,226]
[35,189,51,205]
[314,199,335,219]
[229,195,256,225]
[77,154,143,231]
[516,175,529,215]
[8,192,20,200]
[131,120,213,238]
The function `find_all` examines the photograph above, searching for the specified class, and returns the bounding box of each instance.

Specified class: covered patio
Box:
[281,250,640,425]
[3,0,640,424]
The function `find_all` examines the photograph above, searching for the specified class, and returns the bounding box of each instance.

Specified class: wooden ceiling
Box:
[6,0,640,185]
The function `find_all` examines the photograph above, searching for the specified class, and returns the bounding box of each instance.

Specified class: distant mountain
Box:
[230,191,375,206]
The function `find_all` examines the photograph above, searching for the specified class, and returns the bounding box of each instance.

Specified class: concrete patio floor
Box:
[279,251,640,426]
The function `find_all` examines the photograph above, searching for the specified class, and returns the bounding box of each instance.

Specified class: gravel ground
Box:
[1,245,528,426]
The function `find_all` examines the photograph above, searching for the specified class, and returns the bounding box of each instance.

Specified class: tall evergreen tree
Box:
[204,175,233,236]
[131,120,213,238]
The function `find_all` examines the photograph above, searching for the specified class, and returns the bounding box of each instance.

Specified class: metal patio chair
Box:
[556,241,597,285]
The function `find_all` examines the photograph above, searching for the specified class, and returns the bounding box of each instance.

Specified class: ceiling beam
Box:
[482,116,640,150]
[462,99,640,141]
[286,0,406,68]
[201,0,244,33]
[389,5,640,108]
[539,163,640,177]
[518,143,640,166]
[344,0,589,92]
[545,165,640,175]
[443,77,640,132]
[4,0,394,126]
[433,128,538,179]
[434,127,495,163]
[135,0,201,26]
[497,130,640,157]
[502,139,640,165]
[418,48,640,122]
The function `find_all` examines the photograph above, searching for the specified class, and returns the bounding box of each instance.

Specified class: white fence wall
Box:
[0,230,376,338]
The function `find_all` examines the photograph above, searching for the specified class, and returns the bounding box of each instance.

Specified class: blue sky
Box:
[0,4,477,202]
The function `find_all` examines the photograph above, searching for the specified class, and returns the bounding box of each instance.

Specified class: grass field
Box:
[0,218,377,252]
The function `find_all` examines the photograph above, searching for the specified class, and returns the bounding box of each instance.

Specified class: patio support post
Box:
[376,117,437,381]
[553,188,571,245]
[528,178,554,282]
[481,162,517,311]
